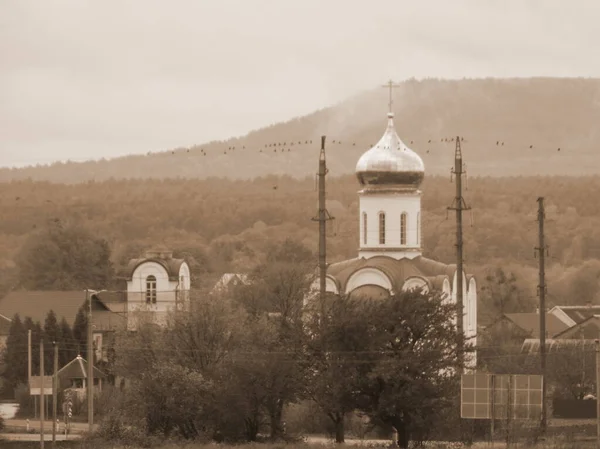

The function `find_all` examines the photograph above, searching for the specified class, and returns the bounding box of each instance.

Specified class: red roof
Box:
[554,305,600,325]
[57,355,107,380]
[0,291,85,325]
[554,315,600,339]
[503,313,569,338]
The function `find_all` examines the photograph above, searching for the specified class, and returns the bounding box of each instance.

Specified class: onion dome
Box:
[355,113,425,189]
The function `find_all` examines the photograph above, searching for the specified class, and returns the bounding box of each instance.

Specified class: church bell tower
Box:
[355,82,425,260]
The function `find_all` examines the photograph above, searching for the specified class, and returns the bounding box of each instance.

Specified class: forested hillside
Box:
[2,174,600,325]
[2,77,600,183]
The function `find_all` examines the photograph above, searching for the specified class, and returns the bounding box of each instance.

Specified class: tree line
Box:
[1,303,92,398]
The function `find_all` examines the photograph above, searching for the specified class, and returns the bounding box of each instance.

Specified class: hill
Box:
[1,77,600,183]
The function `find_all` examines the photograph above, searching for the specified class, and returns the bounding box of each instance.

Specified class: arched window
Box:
[378,212,386,244]
[146,275,157,304]
[362,212,368,245]
[417,212,420,245]
[400,212,407,245]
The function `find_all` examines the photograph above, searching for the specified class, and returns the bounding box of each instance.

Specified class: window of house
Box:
[362,212,367,245]
[378,212,386,244]
[146,275,157,304]
[400,212,407,245]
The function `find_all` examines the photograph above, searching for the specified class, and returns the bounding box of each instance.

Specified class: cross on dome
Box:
[381,80,402,115]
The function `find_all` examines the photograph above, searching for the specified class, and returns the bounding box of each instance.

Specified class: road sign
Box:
[461,373,543,420]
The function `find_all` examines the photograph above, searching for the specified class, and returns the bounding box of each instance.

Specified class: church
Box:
[320,107,478,366]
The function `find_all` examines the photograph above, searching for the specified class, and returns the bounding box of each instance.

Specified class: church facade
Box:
[321,110,477,366]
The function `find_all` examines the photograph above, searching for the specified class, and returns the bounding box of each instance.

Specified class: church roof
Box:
[327,255,461,293]
[355,113,425,189]
[126,255,186,281]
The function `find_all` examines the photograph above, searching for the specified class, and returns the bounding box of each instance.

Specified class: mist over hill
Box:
[2,77,599,184]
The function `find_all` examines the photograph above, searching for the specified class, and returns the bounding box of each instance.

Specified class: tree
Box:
[131,363,214,438]
[235,238,314,439]
[72,301,88,360]
[43,310,61,374]
[304,294,377,443]
[58,317,76,366]
[22,317,41,376]
[1,314,26,395]
[479,267,529,324]
[358,290,465,449]
[16,221,114,290]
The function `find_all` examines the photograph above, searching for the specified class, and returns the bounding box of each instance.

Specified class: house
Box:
[57,355,107,400]
[124,250,191,330]
[0,250,191,339]
[211,273,250,295]
[548,305,600,327]
[486,313,570,340]
[0,313,11,352]
[552,315,600,340]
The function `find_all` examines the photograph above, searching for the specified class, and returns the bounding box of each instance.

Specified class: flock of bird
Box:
[155,136,564,158]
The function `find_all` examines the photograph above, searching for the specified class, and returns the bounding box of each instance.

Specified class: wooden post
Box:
[52,342,58,447]
[40,339,45,449]
[490,374,495,448]
[595,338,600,449]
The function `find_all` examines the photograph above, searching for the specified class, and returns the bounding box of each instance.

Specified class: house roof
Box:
[126,255,186,281]
[211,273,250,294]
[57,355,107,380]
[553,315,600,339]
[521,338,597,354]
[0,291,85,326]
[552,305,600,325]
[326,255,463,294]
[0,313,11,336]
[503,313,570,338]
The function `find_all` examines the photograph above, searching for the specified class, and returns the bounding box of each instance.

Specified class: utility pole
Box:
[40,339,45,449]
[536,197,548,434]
[52,342,58,448]
[86,289,94,432]
[28,329,32,385]
[595,337,600,449]
[29,329,34,419]
[312,136,334,311]
[447,136,470,370]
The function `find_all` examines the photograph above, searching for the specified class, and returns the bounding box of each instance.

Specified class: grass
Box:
[1,441,599,449]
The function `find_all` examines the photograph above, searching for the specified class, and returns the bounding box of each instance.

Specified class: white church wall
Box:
[345,267,393,294]
[127,261,180,330]
[358,192,422,259]
[401,276,429,293]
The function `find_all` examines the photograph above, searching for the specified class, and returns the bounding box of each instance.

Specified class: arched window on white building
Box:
[145,275,157,304]
[378,212,386,244]
[400,212,407,245]
[363,212,368,245]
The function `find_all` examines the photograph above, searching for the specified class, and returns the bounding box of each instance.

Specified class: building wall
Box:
[126,261,190,330]
[358,191,422,259]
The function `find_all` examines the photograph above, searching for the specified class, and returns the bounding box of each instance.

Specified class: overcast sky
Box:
[1,0,599,168]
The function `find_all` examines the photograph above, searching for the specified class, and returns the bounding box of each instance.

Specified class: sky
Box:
[1,0,600,168]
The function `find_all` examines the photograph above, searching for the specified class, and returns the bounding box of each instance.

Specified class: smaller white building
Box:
[125,250,191,330]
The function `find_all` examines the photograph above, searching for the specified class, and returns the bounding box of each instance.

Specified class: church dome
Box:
[355,113,425,189]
